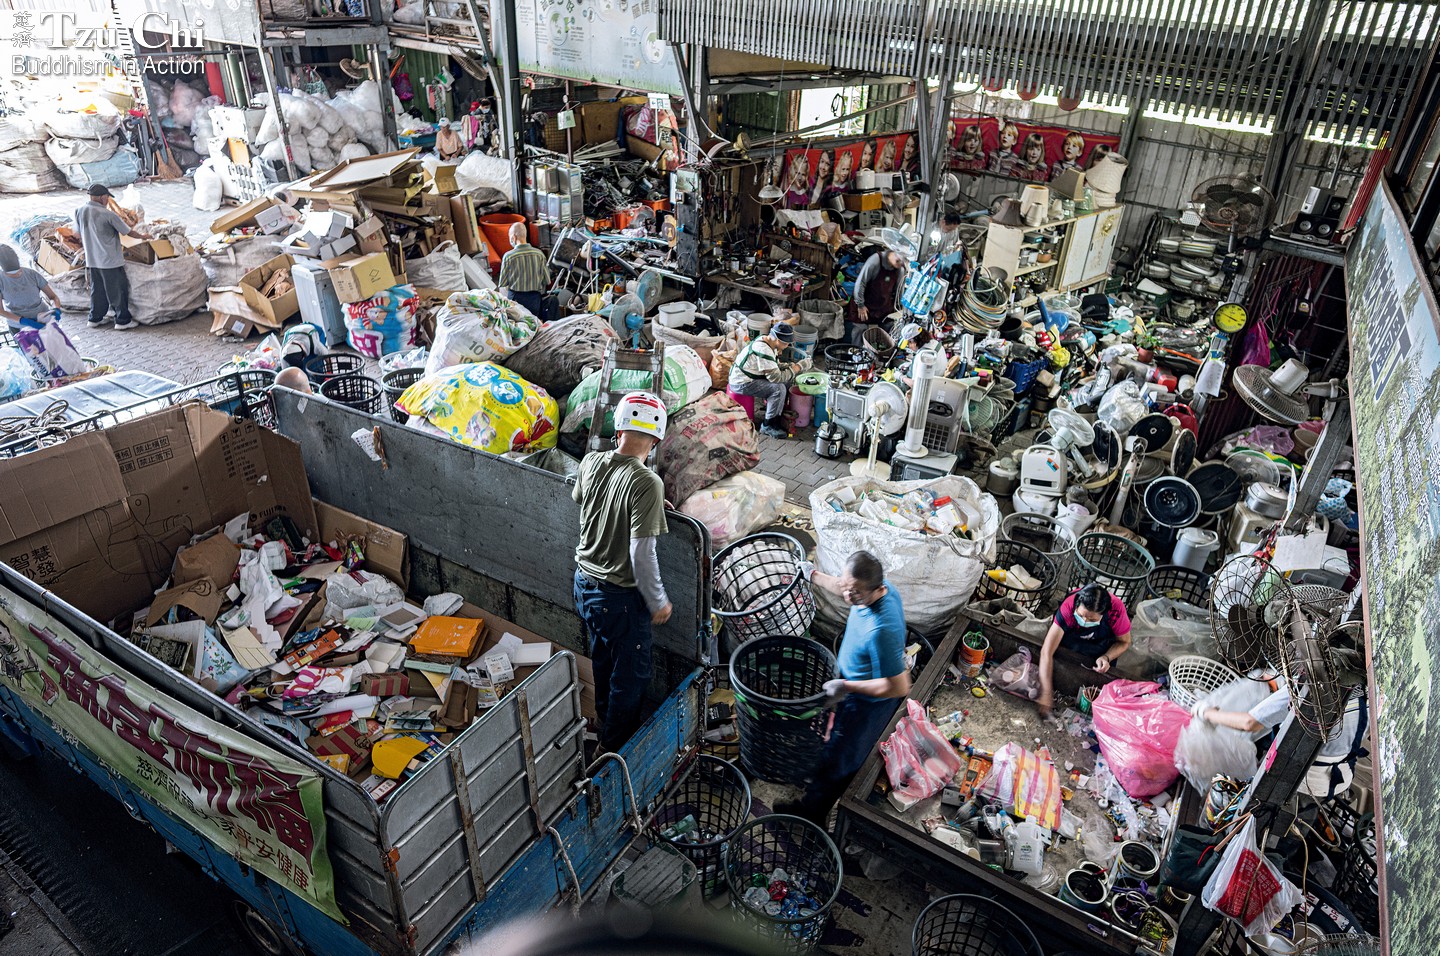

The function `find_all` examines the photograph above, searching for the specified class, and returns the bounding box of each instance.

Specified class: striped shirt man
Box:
[497,242,550,293]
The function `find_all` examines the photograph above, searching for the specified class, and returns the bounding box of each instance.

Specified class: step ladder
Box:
[108,0,149,113]
[587,341,666,454]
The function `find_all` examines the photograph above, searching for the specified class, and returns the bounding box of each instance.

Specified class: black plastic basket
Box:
[319,374,386,415]
[652,755,753,899]
[304,352,365,384]
[212,368,275,410]
[729,636,835,785]
[820,342,873,378]
[1000,512,1077,601]
[724,814,843,953]
[1333,818,1379,934]
[976,540,1058,613]
[713,533,816,650]
[912,894,1044,956]
[1146,565,1213,606]
[1070,532,1156,610]
[381,367,425,423]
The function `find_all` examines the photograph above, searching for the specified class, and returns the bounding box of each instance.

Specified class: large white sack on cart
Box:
[809,475,1000,634]
[125,255,209,325]
[424,289,540,375]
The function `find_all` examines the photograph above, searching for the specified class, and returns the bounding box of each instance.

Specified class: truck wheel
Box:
[229,899,305,956]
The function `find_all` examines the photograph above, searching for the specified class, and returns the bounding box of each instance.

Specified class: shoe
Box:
[87,317,108,328]
[112,318,137,330]
[759,418,787,439]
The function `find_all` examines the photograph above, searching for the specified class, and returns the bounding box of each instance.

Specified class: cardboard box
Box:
[411,616,486,658]
[428,164,459,195]
[208,309,261,339]
[307,723,373,776]
[1051,168,1086,201]
[844,191,884,212]
[360,673,410,697]
[312,499,408,584]
[352,217,387,255]
[280,231,357,261]
[35,238,79,276]
[121,236,176,264]
[450,195,483,256]
[210,195,277,234]
[326,251,397,304]
[253,203,296,236]
[464,601,597,721]
[0,404,317,625]
[237,253,302,328]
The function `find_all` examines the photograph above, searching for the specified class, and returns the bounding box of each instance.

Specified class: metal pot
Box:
[988,457,1020,495]
[1245,481,1289,519]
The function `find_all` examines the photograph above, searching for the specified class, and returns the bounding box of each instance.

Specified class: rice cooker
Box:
[815,421,845,459]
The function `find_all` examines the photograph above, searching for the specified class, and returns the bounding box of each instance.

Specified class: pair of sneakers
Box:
[89,314,136,331]
[759,416,788,439]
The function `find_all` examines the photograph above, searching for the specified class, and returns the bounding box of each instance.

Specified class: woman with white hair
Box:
[496,220,550,318]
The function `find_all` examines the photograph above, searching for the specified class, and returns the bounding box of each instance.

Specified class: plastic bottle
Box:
[1006,816,1046,876]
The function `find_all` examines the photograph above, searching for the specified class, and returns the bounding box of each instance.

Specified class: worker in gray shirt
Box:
[847,247,907,344]
[73,184,150,331]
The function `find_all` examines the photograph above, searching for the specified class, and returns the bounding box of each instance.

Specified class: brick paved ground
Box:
[0,179,842,502]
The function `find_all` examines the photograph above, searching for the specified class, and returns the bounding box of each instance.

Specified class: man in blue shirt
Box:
[777,550,910,828]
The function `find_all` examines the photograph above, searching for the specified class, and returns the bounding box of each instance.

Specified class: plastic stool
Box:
[726,387,758,420]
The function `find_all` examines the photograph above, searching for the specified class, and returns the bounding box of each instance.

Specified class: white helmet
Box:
[615,391,667,440]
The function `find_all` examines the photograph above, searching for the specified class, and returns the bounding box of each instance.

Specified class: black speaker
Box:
[1292,191,1346,241]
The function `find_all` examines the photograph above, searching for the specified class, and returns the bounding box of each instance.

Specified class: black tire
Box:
[229,898,306,956]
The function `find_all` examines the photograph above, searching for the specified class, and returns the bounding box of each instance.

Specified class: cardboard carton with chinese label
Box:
[325,251,397,304]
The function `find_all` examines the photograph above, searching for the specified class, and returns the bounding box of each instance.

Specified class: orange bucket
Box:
[479,213,526,270]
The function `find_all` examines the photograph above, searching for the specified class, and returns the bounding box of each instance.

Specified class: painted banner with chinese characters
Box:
[0,586,341,922]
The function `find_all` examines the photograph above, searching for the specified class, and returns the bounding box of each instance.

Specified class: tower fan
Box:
[1191,174,1276,239]
[897,350,940,459]
[1233,358,1345,426]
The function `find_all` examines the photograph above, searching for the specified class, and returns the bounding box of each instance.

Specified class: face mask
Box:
[1077,614,1102,628]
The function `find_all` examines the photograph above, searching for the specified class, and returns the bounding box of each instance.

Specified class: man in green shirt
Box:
[572,390,672,751]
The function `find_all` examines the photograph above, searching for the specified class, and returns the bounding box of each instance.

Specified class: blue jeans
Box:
[730,377,787,420]
[508,289,544,318]
[796,695,901,822]
[573,569,654,752]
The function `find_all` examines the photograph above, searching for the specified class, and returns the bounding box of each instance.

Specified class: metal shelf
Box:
[1014,260,1057,276]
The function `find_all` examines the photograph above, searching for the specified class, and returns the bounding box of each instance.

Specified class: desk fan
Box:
[849,381,908,479]
[1046,407,1096,477]
[1233,358,1343,425]
[608,293,648,348]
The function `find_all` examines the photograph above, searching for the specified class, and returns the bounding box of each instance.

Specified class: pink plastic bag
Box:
[879,699,965,810]
[1090,679,1192,798]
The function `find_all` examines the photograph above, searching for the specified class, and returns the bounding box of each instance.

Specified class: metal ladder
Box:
[587,341,666,454]
[108,0,149,112]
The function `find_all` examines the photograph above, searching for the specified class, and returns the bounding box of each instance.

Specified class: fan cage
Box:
[1209,555,1288,673]
[1279,597,1349,739]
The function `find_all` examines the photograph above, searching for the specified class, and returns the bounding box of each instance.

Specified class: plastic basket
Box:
[724,815,843,953]
[1146,565,1213,606]
[381,367,424,423]
[729,637,835,785]
[1071,532,1156,610]
[1167,655,1240,710]
[1001,511,1077,594]
[211,368,275,411]
[976,540,1058,613]
[1333,818,1379,934]
[1004,354,1048,396]
[304,352,365,384]
[820,342,873,378]
[912,894,1044,956]
[713,533,816,649]
[652,755,752,899]
[610,843,697,912]
[319,374,385,415]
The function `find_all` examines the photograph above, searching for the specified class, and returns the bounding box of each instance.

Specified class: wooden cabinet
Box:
[982,206,1125,303]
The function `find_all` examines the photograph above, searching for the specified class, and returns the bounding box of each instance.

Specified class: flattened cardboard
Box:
[309,148,421,190]
[450,195,483,256]
[173,532,241,587]
[311,499,408,585]
[145,577,225,626]
[463,601,597,721]
[36,239,78,276]
[211,195,277,234]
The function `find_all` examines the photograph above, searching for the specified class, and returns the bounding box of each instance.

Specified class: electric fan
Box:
[608,293,648,348]
[1210,554,1291,673]
[1190,174,1276,238]
[897,350,940,459]
[1047,407,1096,478]
[1234,358,1345,426]
[849,381,908,480]
[634,269,665,312]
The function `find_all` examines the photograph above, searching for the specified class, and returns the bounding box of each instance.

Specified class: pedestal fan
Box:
[849,381,908,480]
[897,350,940,459]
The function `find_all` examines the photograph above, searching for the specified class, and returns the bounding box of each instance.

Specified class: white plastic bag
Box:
[679,472,786,549]
[404,240,466,292]
[991,647,1041,700]
[1201,816,1303,937]
[809,474,1000,634]
[424,290,540,374]
[1173,677,1273,791]
[18,321,84,379]
[0,347,34,398]
[192,160,224,211]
